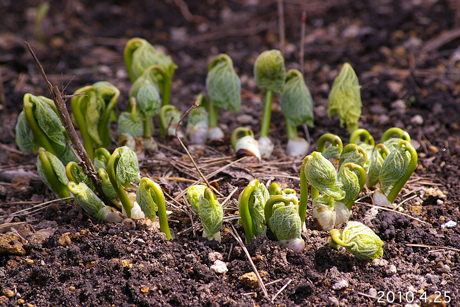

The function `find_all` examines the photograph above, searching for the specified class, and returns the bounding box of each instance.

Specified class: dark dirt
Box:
[1,0,460,306]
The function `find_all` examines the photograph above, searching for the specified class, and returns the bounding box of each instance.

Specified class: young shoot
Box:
[93,148,111,171]
[36,147,70,198]
[238,179,270,243]
[118,98,144,158]
[124,38,177,106]
[106,146,141,218]
[302,152,366,230]
[159,105,184,138]
[317,133,343,160]
[136,178,172,239]
[328,63,362,134]
[129,65,163,150]
[349,128,374,159]
[16,94,77,164]
[70,82,120,159]
[231,127,261,162]
[186,94,209,144]
[254,49,286,159]
[372,140,417,208]
[206,54,241,140]
[197,188,223,242]
[280,69,314,156]
[264,194,305,252]
[65,161,95,192]
[187,185,207,214]
[68,181,124,223]
[329,221,383,260]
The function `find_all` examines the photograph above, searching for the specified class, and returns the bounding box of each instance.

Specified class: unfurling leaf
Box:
[206,54,241,112]
[379,144,411,194]
[68,181,123,223]
[280,69,314,127]
[328,63,362,133]
[199,188,223,241]
[137,83,161,117]
[187,185,207,214]
[304,152,345,200]
[15,111,35,152]
[37,148,69,195]
[254,50,286,93]
[118,112,143,139]
[116,146,141,187]
[330,221,384,260]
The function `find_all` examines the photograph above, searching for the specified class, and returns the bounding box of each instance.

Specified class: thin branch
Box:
[300,12,306,75]
[24,42,106,201]
[277,0,285,56]
[229,224,269,299]
[406,244,460,253]
[272,279,292,302]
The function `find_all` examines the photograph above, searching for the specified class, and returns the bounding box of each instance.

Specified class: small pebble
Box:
[58,234,71,246]
[210,260,228,274]
[69,286,76,291]
[410,115,424,125]
[386,264,397,276]
[240,272,259,288]
[18,298,25,305]
[236,114,255,125]
[436,199,444,205]
[332,279,349,290]
[369,288,377,297]
[208,252,223,263]
[372,258,388,267]
[391,99,406,111]
[2,289,14,298]
[441,221,456,229]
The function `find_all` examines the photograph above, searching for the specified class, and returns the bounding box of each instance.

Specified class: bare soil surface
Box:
[1,0,460,306]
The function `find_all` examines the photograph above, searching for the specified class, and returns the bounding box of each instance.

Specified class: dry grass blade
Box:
[272,279,292,302]
[229,224,269,299]
[406,244,460,253]
[0,220,39,229]
[5,197,74,219]
[221,187,238,208]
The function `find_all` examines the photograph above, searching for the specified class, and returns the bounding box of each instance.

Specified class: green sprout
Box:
[238,179,269,243]
[231,127,261,162]
[67,181,124,223]
[380,127,411,151]
[302,152,366,230]
[372,140,417,207]
[36,147,70,198]
[280,69,314,156]
[330,221,384,260]
[206,54,241,140]
[349,128,375,158]
[197,188,223,242]
[264,194,305,252]
[186,94,209,144]
[136,178,172,239]
[328,63,362,134]
[65,161,95,191]
[70,82,120,159]
[317,133,343,160]
[118,98,144,157]
[124,38,177,106]
[106,146,141,218]
[93,148,111,171]
[254,49,286,159]
[129,65,163,150]
[187,185,208,214]
[16,94,77,164]
[159,105,184,138]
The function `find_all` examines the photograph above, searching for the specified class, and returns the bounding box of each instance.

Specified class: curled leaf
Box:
[330,221,384,260]
[116,146,141,187]
[280,69,314,127]
[254,49,286,93]
[187,185,207,214]
[206,54,241,112]
[199,188,223,241]
[328,63,362,133]
[15,110,36,152]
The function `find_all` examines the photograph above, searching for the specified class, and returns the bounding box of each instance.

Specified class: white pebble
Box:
[441,221,457,229]
[208,252,223,263]
[332,279,349,290]
[386,264,397,276]
[210,260,228,274]
[410,115,424,125]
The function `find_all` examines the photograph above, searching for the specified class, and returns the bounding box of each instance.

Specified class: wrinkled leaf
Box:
[137,83,161,117]
[254,50,286,93]
[328,63,362,132]
[187,185,207,214]
[304,152,345,200]
[380,145,411,193]
[136,179,161,220]
[118,111,143,138]
[338,166,361,206]
[206,54,241,112]
[280,69,314,127]
[116,146,141,186]
[130,39,177,79]
[37,150,69,190]
[330,221,384,260]
[198,190,223,239]
[269,202,302,242]
[15,111,35,152]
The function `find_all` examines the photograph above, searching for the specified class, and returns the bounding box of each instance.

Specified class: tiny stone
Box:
[26,304,35,307]
[437,199,444,205]
[26,259,34,264]
[372,258,388,267]
[441,221,457,229]
[135,238,146,246]
[208,252,223,263]
[410,115,423,125]
[332,279,349,290]
[426,274,440,284]
[378,114,390,125]
[210,260,228,274]
[386,264,397,276]
[369,105,387,115]
[18,298,25,305]
[391,99,406,111]
[236,114,254,125]
[240,272,259,288]
[69,286,76,291]
[368,288,377,297]
[2,289,14,298]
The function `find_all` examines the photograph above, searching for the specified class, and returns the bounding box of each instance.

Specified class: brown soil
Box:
[1,0,459,306]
